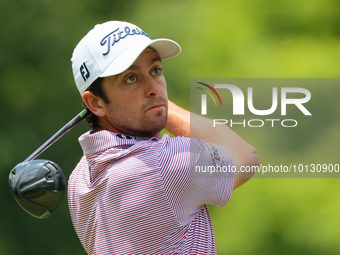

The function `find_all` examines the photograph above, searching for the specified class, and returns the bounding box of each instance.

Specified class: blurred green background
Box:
[0,0,339,254]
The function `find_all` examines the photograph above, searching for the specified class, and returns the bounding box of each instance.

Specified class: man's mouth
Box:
[147,103,166,112]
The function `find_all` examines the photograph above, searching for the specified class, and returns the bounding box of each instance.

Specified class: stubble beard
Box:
[107,97,168,137]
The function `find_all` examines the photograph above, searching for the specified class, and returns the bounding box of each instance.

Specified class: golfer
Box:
[68,20,259,254]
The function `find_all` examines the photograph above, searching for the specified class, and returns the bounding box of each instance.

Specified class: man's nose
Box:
[144,75,161,97]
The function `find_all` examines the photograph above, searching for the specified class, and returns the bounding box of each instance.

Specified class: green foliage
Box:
[0,0,339,254]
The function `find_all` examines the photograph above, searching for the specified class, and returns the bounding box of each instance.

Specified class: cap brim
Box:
[100,38,181,78]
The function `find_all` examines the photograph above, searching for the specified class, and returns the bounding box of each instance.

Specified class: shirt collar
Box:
[79,130,159,156]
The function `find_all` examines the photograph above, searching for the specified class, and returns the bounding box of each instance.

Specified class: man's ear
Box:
[82,91,106,117]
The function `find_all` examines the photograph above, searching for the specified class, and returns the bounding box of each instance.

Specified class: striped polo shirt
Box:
[68,130,234,254]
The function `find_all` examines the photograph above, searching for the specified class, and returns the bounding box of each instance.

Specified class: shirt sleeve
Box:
[189,137,235,207]
[158,135,235,225]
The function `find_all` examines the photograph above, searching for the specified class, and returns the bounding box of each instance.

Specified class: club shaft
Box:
[24,108,90,162]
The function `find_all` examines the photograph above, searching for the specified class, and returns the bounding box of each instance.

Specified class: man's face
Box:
[98,48,168,137]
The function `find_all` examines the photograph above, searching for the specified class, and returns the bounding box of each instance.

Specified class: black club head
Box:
[9,159,65,219]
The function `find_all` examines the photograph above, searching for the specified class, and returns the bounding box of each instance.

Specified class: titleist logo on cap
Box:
[100,26,151,56]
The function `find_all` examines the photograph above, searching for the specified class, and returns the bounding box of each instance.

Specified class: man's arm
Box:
[165,100,259,190]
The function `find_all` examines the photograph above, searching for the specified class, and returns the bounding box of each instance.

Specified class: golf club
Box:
[8,108,90,219]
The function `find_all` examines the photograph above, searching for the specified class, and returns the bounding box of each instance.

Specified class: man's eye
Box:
[152,67,162,76]
[125,75,137,84]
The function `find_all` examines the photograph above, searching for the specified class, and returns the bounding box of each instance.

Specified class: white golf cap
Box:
[71,21,181,94]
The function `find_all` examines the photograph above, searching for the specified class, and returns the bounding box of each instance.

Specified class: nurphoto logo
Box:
[194,79,312,128]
